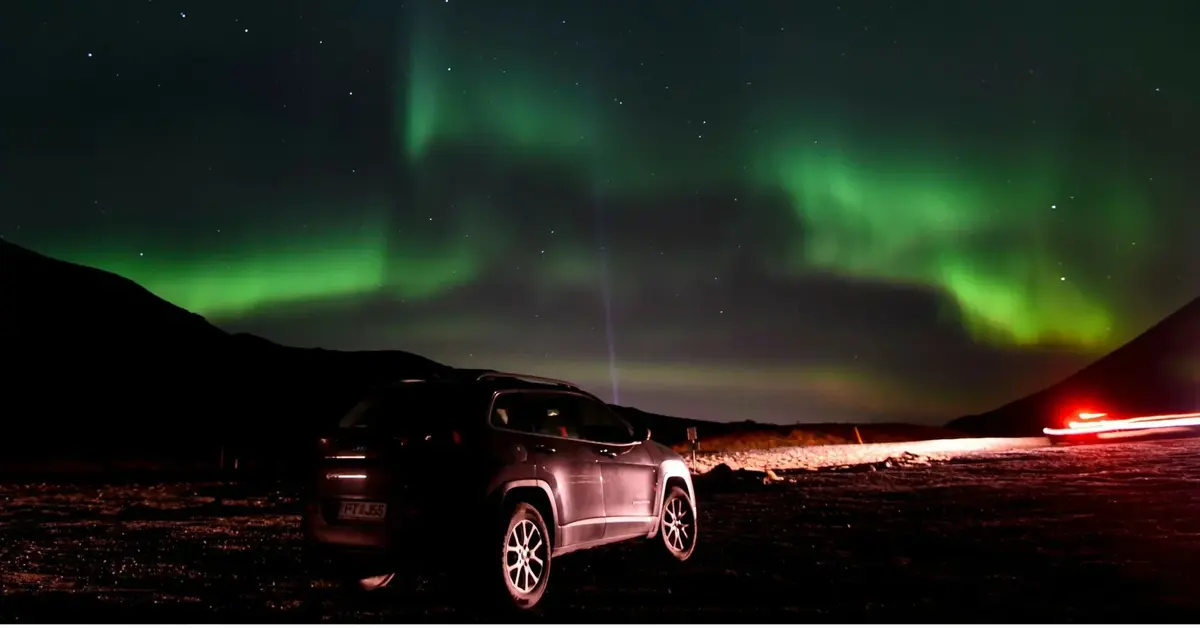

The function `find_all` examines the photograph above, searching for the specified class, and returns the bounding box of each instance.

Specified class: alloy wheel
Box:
[662,495,695,554]
[504,518,547,594]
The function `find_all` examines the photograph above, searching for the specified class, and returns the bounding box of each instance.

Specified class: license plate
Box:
[339,501,388,521]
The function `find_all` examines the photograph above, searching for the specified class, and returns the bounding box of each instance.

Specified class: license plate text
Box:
[339,501,387,521]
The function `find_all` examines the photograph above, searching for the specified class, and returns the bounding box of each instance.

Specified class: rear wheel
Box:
[491,501,553,611]
[354,572,396,592]
[656,486,698,561]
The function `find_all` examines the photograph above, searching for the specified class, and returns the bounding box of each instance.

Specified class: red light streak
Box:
[1096,427,1194,440]
[1045,412,1200,436]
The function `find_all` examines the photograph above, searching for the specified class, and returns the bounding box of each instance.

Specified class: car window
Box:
[570,396,634,444]
[339,384,477,434]
[491,392,633,443]
[491,392,576,439]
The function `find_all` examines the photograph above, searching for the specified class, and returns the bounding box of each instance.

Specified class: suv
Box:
[302,369,699,611]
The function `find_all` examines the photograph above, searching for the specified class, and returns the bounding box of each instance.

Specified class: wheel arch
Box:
[649,459,697,537]
[494,479,559,547]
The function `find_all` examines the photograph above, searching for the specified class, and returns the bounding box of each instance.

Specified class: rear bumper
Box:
[301,497,478,575]
[302,540,401,578]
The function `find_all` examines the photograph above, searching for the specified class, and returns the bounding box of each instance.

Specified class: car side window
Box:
[491,393,530,432]
[535,398,576,439]
[572,396,634,444]
[491,392,577,439]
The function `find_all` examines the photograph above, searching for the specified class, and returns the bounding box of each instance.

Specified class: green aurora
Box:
[395,19,1154,350]
[25,9,1169,354]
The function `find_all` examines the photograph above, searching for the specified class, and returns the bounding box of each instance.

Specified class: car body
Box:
[302,369,699,610]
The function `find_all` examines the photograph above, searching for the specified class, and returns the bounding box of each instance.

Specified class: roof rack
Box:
[473,370,581,391]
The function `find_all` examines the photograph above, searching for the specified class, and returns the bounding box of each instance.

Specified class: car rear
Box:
[303,382,490,572]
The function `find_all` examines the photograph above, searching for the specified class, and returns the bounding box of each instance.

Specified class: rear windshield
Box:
[338,385,481,433]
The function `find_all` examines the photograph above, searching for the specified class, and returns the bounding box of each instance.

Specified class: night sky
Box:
[2,1,1197,425]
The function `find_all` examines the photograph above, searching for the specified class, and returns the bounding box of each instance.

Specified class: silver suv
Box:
[302,369,699,612]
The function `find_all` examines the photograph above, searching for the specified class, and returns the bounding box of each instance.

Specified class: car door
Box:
[572,396,658,540]
[491,391,606,548]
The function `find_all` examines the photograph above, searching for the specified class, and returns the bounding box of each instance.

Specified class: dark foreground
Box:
[4,438,1200,622]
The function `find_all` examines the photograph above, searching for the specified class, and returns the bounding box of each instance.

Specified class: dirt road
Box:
[4,438,1200,621]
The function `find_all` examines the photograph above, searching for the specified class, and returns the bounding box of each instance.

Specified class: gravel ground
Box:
[3,437,1200,622]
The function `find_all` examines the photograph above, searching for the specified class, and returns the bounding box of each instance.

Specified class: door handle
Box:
[532,444,556,454]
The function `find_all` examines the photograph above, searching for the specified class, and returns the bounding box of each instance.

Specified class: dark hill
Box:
[3,238,970,477]
[1,238,447,473]
[947,297,1200,436]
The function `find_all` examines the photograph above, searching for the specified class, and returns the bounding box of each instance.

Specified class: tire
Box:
[352,572,396,592]
[656,486,698,561]
[489,501,553,612]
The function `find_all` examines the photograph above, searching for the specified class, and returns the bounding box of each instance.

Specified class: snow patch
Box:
[691,436,1051,474]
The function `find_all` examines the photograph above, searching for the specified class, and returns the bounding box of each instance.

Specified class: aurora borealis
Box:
[1,0,1196,424]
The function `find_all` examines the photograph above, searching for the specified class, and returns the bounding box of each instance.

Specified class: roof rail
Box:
[474,370,581,390]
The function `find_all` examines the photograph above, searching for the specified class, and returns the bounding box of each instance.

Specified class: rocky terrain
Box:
[4,437,1200,622]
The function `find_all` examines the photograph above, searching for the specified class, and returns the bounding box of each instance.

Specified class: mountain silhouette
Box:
[0,239,739,475]
[1,238,448,472]
[947,297,1200,436]
[18,237,1187,474]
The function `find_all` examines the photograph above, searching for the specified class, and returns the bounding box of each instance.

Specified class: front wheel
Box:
[657,486,698,561]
